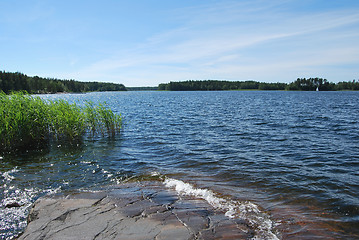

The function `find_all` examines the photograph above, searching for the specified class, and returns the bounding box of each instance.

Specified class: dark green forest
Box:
[0,71,126,94]
[2,71,359,93]
[158,78,359,91]
[127,86,158,91]
[158,80,286,91]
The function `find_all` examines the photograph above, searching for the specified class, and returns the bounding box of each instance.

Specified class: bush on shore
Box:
[0,92,122,153]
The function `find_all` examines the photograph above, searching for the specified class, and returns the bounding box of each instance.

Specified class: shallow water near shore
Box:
[1,91,359,239]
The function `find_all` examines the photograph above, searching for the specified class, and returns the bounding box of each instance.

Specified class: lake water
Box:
[1,91,359,239]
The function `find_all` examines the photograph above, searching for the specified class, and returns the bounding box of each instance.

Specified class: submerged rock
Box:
[5,202,21,208]
[18,181,253,240]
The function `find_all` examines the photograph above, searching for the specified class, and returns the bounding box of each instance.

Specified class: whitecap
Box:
[81,161,92,164]
[164,178,279,240]
[150,171,161,176]
[2,167,19,182]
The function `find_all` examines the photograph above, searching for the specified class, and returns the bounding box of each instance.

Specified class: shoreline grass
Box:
[0,92,122,153]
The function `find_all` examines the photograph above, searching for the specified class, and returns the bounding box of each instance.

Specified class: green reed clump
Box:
[84,102,122,137]
[0,92,122,153]
[47,99,87,143]
[0,92,50,151]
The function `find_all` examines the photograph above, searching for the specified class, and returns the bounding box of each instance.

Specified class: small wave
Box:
[164,178,279,240]
[1,167,19,182]
[150,171,162,177]
[80,160,92,164]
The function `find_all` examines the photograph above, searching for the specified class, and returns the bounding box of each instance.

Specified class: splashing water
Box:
[0,168,61,239]
[164,178,279,240]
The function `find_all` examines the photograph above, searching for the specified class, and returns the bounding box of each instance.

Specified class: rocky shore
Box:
[18,181,255,240]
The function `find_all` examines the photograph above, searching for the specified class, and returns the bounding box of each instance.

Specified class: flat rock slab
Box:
[18,181,253,240]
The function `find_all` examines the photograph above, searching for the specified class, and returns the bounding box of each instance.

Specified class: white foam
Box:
[2,167,19,182]
[0,185,63,239]
[164,178,279,240]
[150,171,161,177]
[81,161,92,164]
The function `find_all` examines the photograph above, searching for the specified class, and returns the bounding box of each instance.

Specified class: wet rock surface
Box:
[18,181,252,240]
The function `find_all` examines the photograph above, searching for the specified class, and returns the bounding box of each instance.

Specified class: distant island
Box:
[0,71,126,94]
[159,78,359,91]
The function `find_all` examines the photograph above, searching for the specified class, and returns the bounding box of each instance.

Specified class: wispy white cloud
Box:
[59,0,359,86]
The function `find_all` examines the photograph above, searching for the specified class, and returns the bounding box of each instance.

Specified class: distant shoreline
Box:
[2,71,359,93]
[158,79,359,91]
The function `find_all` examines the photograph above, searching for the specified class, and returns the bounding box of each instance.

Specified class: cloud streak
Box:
[4,0,357,86]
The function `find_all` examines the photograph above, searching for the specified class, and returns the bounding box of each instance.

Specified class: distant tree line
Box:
[0,71,127,94]
[126,86,158,91]
[158,78,359,91]
[287,78,359,91]
[287,78,332,91]
[158,80,286,91]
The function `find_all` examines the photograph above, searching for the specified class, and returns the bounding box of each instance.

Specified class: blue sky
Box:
[1,0,359,87]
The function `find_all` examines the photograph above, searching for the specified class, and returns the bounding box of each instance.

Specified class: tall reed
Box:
[0,92,122,153]
[84,102,122,137]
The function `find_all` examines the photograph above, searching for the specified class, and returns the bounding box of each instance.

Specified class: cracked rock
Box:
[18,181,251,240]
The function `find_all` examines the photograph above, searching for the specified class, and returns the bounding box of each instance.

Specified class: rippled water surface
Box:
[1,91,359,239]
